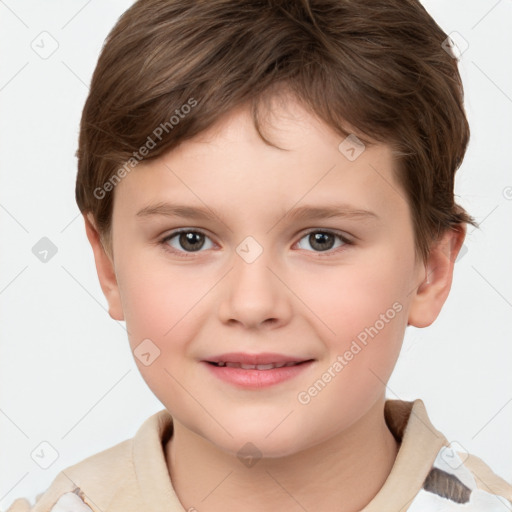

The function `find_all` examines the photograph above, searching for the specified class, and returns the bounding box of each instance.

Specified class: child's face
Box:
[93,95,436,457]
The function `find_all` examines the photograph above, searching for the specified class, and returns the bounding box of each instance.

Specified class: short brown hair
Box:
[76,0,478,263]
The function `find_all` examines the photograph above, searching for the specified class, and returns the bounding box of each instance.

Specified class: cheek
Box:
[290,264,408,442]
[115,260,215,381]
[293,255,410,399]
[295,259,408,340]
[118,260,204,340]
[116,266,199,408]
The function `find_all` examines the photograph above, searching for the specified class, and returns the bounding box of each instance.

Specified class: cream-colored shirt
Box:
[7,399,512,512]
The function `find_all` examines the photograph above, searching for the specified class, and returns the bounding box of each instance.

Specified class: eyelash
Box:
[159,228,354,258]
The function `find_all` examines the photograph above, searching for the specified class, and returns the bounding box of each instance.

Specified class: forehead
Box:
[112,98,409,226]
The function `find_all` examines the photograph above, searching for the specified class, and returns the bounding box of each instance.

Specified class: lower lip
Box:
[202,361,314,388]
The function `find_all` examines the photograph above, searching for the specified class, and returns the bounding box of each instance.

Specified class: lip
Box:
[202,353,315,389]
[204,352,311,365]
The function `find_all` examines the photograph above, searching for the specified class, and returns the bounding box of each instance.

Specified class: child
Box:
[7,0,512,510]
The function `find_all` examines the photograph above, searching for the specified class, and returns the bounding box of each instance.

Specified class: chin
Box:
[221,437,302,461]
[208,421,312,461]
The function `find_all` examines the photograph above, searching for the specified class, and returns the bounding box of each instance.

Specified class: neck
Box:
[165,396,399,512]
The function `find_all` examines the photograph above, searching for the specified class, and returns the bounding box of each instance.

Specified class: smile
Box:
[207,361,303,370]
[203,359,314,388]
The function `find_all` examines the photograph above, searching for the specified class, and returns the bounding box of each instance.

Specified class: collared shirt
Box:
[7,399,512,512]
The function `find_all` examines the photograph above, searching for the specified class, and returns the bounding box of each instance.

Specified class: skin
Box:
[85,94,465,512]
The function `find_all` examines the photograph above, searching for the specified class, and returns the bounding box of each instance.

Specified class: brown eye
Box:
[296,230,350,254]
[178,232,205,252]
[308,232,335,251]
[162,230,214,254]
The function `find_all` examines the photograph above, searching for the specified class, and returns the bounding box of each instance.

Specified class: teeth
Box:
[240,363,258,369]
[256,364,275,370]
[213,361,301,370]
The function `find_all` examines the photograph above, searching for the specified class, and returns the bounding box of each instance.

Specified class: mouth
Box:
[206,361,310,370]
[202,354,315,388]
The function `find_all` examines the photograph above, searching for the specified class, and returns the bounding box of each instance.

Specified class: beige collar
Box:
[362,399,448,511]
[130,399,447,511]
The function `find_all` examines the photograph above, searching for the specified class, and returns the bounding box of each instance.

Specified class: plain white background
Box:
[0,0,511,508]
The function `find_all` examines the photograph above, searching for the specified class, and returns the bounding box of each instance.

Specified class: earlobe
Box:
[408,225,466,328]
[83,213,124,321]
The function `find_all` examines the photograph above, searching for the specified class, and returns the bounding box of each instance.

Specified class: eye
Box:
[161,229,215,256]
[295,229,352,255]
[160,228,353,258]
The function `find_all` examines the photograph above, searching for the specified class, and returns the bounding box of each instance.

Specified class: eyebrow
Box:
[136,202,379,223]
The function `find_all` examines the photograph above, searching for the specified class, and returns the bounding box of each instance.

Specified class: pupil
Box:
[310,232,333,251]
[181,232,204,251]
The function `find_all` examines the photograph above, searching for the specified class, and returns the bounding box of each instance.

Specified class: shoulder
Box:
[412,444,512,511]
[463,451,512,505]
[5,410,172,512]
[381,398,512,511]
[6,437,134,512]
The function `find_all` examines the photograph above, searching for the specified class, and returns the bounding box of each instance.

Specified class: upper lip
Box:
[204,352,313,365]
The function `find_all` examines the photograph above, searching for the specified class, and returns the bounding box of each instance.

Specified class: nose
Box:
[217,243,292,330]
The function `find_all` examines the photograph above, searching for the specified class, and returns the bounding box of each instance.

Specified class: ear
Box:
[408,224,466,328]
[83,213,124,321]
